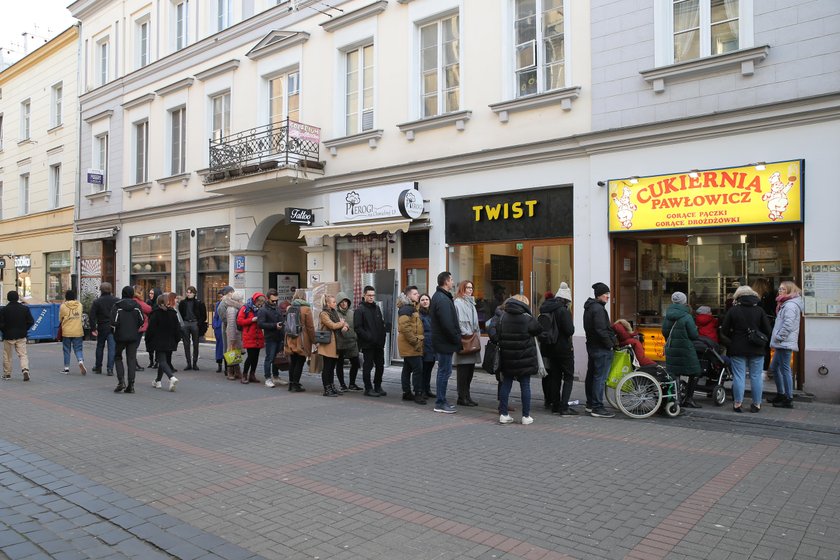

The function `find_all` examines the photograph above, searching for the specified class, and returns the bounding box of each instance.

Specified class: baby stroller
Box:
[605,346,681,419]
[692,337,732,406]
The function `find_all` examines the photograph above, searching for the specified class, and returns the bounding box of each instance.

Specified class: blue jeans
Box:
[435,352,454,407]
[585,346,612,410]
[770,348,793,398]
[95,331,115,371]
[730,355,764,405]
[499,375,531,417]
[62,337,84,367]
[263,339,282,379]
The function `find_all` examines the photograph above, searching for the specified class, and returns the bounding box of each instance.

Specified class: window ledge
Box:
[17,138,34,146]
[320,1,388,33]
[323,129,384,156]
[47,124,64,134]
[489,86,581,123]
[85,189,111,204]
[397,110,472,141]
[640,45,770,93]
[123,182,152,197]
[155,172,191,190]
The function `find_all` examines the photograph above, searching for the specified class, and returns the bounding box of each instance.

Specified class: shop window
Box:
[513,0,566,97]
[336,234,387,307]
[130,232,172,295]
[176,229,191,296]
[419,14,460,118]
[46,251,71,302]
[197,226,229,322]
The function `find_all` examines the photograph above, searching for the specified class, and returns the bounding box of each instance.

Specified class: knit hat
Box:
[544,291,554,300]
[556,282,572,301]
[696,306,711,315]
[592,282,610,297]
[671,291,687,305]
[218,285,234,296]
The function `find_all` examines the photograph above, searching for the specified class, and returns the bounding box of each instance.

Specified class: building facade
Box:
[0,27,79,303]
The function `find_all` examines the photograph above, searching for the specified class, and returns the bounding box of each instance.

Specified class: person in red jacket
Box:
[237,292,266,384]
[694,306,719,343]
[612,319,655,367]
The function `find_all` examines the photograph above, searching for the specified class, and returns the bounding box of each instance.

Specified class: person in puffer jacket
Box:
[335,292,361,391]
[109,286,145,393]
[662,292,702,409]
[694,306,719,343]
[721,286,772,413]
[237,292,266,385]
[612,319,655,367]
[492,295,542,425]
[768,281,804,409]
[397,287,426,405]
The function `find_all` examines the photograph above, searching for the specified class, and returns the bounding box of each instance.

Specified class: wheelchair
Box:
[605,346,681,419]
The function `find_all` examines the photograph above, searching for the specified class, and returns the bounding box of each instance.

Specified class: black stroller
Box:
[691,336,732,406]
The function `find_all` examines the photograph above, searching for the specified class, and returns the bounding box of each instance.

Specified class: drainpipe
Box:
[73,23,83,292]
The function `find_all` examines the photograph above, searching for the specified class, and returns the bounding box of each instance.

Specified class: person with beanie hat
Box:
[0,291,35,381]
[695,306,719,343]
[110,286,146,393]
[538,282,576,415]
[583,282,618,418]
[662,291,702,408]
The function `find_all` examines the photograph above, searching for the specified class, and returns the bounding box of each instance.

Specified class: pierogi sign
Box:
[328,183,423,224]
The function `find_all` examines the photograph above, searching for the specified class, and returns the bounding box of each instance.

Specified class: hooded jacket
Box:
[110,298,144,343]
[612,320,655,367]
[355,299,386,350]
[59,300,85,338]
[317,306,343,359]
[770,295,803,352]
[237,293,266,349]
[133,296,152,333]
[583,297,617,350]
[721,294,773,357]
[494,298,542,379]
[0,300,34,340]
[661,303,701,376]
[430,286,461,354]
[257,298,285,342]
[284,299,315,357]
[90,291,119,330]
[694,313,719,342]
[538,297,575,356]
[146,306,181,352]
[397,295,423,357]
[334,292,358,355]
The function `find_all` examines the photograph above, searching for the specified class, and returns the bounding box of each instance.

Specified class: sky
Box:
[0,0,76,63]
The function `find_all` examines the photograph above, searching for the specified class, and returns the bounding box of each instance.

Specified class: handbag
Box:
[458,331,481,355]
[273,350,290,371]
[223,349,243,366]
[534,338,548,378]
[56,324,63,342]
[746,328,769,347]
[482,339,501,378]
[314,330,332,345]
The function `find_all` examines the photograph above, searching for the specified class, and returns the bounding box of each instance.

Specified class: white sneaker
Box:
[274,376,289,386]
[153,381,162,389]
[265,379,276,388]
[521,416,534,425]
[62,367,70,374]
[499,414,514,424]
[79,361,87,375]
[169,377,178,392]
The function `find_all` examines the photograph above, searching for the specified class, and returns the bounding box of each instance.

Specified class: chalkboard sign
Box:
[491,254,519,281]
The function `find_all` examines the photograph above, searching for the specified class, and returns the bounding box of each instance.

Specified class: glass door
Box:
[523,240,573,314]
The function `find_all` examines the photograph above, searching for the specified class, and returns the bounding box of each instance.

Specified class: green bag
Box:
[223,349,243,366]
[606,349,633,389]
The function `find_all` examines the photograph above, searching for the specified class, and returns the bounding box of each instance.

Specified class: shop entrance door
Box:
[402,258,429,295]
[522,240,573,313]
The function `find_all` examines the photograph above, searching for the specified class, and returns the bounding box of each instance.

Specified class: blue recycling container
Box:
[26,303,62,341]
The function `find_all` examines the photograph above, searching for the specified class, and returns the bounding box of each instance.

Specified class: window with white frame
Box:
[217,0,232,32]
[671,0,741,63]
[19,174,29,215]
[174,1,189,50]
[513,0,566,97]
[51,82,63,127]
[268,71,300,123]
[211,92,230,140]
[94,133,109,191]
[135,120,149,184]
[97,39,109,86]
[345,44,374,135]
[137,19,150,68]
[0,114,4,150]
[49,164,61,209]
[419,14,460,118]
[170,107,187,174]
[20,99,30,140]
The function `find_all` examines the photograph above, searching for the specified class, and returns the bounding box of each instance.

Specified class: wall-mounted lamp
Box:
[628,176,639,184]
[597,181,606,187]
[753,162,766,171]
[688,169,700,179]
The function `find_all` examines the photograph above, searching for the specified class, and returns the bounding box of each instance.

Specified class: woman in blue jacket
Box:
[419,293,436,398]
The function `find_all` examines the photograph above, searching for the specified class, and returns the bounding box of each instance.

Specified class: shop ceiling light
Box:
[628,176,639,184]
[688,169,700,178]
[754,162,766,171]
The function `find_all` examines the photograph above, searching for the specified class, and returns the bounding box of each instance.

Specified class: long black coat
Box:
[430,286,460,354]
[538,297,575,357]
[493,299,542,379]
[146,308,182,352]
[721,294,772,357]
[354,301,386,350]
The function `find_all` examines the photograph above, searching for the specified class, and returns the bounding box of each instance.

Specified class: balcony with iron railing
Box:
[203,118,324,194]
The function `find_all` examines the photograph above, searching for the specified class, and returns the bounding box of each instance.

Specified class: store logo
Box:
[344,191,375,218]
[398,189,424,219]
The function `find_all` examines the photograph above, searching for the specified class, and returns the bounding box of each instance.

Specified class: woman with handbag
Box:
[769,281,804,409]
[317,294,346,397]
[224,291,245,382]
[454,280,481,406]
[722,285,773,413]
[494,295,542,424]
[662,292,702,409]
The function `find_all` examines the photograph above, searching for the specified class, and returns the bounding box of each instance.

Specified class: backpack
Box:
[285,304,302,337]
[537,310,559,346]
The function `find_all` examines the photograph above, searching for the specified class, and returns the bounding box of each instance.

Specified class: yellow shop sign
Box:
[608,160,803,232]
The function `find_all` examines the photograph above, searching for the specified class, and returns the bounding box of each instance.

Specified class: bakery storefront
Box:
[607,160,804,374]
[445,186,573,331]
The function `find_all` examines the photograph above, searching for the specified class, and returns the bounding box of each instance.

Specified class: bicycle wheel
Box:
[616,371,663,419]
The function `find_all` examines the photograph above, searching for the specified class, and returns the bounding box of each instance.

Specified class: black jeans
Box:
[321,356,337,387]
[182,322,200,366]
[549,352,575,412]
[243,348,261,376]
[362,346,385,389]
[401,356,423,394]
[289,354,306,385]
[337,350,359,387]
[114,340,139,386]
[155,350,175,382]
[422,360,435,394]
[456,363,476,400]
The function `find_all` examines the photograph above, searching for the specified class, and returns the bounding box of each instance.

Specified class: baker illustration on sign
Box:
[763,171,795,221]
[611,186,637,229]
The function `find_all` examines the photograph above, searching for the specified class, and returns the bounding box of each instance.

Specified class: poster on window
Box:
[802,261,840,317]
[275,273,300,302]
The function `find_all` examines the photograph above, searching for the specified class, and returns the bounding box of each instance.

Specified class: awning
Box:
[74,227,118,241]
[298,219,411,241]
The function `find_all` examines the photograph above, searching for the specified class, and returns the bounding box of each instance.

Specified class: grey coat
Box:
[770,296,803,352]
[453,296,481,365]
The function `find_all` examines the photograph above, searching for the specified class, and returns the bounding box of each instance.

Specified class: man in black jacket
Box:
[539,282,577,415]
[110,286,145,393]
[354,286,388,397]
[583,282,618,418]
[430,271,460,413]
[258,289,288,387]
[178,286,208,371]
[0,291,35,381]
[89,282,118,375]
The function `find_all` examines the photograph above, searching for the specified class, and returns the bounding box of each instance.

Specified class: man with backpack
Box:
[538,282,577,415]
[258,289,288,387]
[110,286,146,393]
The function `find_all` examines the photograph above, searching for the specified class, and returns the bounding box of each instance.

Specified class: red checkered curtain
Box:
[350,234,387,307]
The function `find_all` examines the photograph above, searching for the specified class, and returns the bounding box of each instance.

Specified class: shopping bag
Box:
[223,349,243,366]
[606,349,633,389]
[308,352,322,374]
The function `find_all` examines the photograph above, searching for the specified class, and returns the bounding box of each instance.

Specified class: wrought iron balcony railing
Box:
[208,118,321,177]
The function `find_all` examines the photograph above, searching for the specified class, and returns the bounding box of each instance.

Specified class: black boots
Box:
[682,377,702,409]
[216,360,223,373]
[414,392,427,405]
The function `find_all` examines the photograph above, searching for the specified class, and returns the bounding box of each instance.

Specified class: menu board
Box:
[802,261,840,317]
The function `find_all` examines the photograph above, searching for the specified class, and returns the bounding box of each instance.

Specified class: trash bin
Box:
[27,303,61,341]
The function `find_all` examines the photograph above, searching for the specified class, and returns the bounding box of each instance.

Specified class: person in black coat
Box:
[493,295,542,424]
[0,291,35,381]
[354,286,388,397]
[178,286,207,371]
[89,282,119,375]
[110,286,145,393]
[429,272,461,413]
[147,293,182,392]
[418,293,436,399]
[721,286,772,413]
[145,287,163,368]
[258,289,288,387]
[583,282,618,418]
[539,282,577,415]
